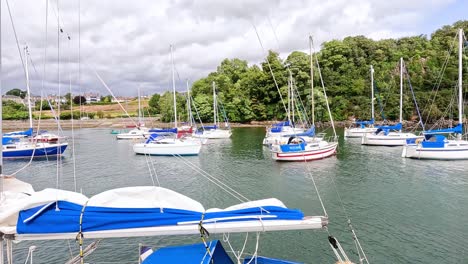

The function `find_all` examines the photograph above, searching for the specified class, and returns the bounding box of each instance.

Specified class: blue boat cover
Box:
[2,137,19,145]
[142,240,233,264]
[355,118,374,129]
[270,121,292,133]
[423,124,462,135]
[421,134,446,148]
[291,127,315,137]
[145,134,160,143]
[16,202,304,234]
[273,121,291,127]
[201,125,217,130]
[243,256,303,264]
[4,128,33,137]
[374,123,402,135]
[148,128,177,134]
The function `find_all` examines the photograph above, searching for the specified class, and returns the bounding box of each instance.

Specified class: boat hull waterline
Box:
[3,143,68,158]
[402,140,468,160]
[271,142,338,161]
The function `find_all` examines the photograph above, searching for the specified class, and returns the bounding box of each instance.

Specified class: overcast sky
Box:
[1,0,466,96]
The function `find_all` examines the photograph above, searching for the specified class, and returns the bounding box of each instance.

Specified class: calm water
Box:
[5,127,468,263]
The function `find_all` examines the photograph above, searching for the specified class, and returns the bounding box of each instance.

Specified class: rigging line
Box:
[149,155,160,187]
[423,33,458,126]
[404,65,424,131]
[5,0,26,80]
[172,154,250,203]
[10,50,49,176]
[251,22,289,119]
[56,0,61,202]
[78,0,82,124]
[89,64,139,126]
[143,153,156,186]
[68,37,78,193]
[313,45,337,138]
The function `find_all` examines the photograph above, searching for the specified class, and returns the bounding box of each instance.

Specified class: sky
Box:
[0,0,466,97]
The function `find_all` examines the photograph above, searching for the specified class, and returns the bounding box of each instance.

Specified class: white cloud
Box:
[0,0,456,96]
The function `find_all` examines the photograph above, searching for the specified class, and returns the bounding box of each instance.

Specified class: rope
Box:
[404,64,424,131]
[76,200,89,264]
[198,213,213,261]
[244,232,260,264]
[172,154,250,204]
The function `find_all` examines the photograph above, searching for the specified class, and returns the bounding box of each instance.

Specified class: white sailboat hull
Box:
[271,142,338,161]
[402,140,468,160]
[193,129,231,139]
[133,139,201,156]
[361,132,421,146]
[116,129,150,140]
[344,127,377,138]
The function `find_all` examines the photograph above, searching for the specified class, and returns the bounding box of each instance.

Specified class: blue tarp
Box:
[4,128,33,137]
[355,118,374,129]
[17,202,304,234]
[421,134,446,148]
[244,256,303,264]
[374,123,402,135]
[271,121,292,133]
[423,124,462,135]
[148,128,177,134]
[142,240,233,264]
[201,125,217,130]
[2,137,19,145]
[292,127,315,137]
[145,134,160,143]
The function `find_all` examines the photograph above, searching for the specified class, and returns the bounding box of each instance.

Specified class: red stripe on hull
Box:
[273,145,338,161]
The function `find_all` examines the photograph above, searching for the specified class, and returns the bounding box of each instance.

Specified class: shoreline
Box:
[1,118,442,131]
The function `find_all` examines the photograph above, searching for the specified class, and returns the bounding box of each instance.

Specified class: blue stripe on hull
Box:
[3,145,67,158]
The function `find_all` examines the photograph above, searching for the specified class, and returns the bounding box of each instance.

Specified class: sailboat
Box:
[193,82,232,139]
[116,87,152,140]
[344,65,378,138]
[270,36,338,162]
[402,28,468,159]
[2,46,68,158]
[361,58,422,146]
[133,45,202,156]
[262,73,311,146]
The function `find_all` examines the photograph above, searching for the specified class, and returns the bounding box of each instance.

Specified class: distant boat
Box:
[344,65,378,138]
[361,58,421,146]
[116,88,155,140]
[270,36,338,161]
[133,45,202,155]
[2,46,68,158]
[402,29,468,159]
[193,81,232,139]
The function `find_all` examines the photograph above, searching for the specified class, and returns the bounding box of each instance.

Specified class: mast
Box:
[287,76,291,123]
[289,70,295,123]
[137,87,141,126]
[0,0,3,180]
[212,81,217,126]
[399,57,403,131]
[170,45,177,128]
[458,29,463,129]
[24,46,33,130]
[370,65,374,121]
[309,36,314,125]
[186,79,192,126]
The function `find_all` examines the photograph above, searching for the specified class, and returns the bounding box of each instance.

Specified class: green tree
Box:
[6,88,27,99]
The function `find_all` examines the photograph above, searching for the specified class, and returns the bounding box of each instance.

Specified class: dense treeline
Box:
[150,20,468,124]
